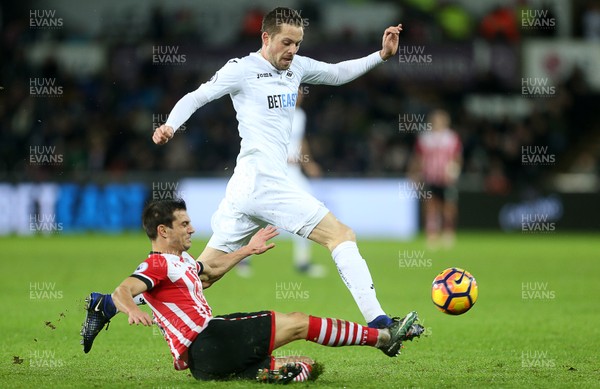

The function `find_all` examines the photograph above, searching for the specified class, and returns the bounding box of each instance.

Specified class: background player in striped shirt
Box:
[410,109,462,248]
[83,199,423,383]
[152,7,406,329]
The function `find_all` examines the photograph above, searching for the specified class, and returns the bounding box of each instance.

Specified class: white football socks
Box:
[331,241,385,323]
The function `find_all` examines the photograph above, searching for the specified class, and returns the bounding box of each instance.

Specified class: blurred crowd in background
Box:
[1,0,599,195]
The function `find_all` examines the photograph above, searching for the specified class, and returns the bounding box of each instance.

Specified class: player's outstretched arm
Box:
[300,24,403,86]
[200,226,279,288]
[152,59,242,146]
[112,277,153,326]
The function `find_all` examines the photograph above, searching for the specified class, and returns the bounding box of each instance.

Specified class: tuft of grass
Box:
[308,361,324,381]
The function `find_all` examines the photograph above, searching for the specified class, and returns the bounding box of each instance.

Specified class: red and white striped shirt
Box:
[415,128,462,186]
[132,252,212,370]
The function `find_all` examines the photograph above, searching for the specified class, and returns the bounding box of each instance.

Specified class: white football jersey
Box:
[166,51,383,174]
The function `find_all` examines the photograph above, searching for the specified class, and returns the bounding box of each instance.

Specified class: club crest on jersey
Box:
[285,70,294,79]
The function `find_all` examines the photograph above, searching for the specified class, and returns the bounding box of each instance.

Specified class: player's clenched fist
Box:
[152,124,174,145]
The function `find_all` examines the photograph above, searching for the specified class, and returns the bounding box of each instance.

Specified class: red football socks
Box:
[306,316,378,347]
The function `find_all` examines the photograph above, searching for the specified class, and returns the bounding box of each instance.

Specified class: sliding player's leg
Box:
[273,310,423,353]
[186,310,423,383]
[270,310,424,382]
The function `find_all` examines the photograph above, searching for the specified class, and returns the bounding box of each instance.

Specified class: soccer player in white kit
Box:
[153,7,406,328]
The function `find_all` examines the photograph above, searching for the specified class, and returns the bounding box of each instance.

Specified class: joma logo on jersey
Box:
[267,93,297,109]
[257,72,273,79]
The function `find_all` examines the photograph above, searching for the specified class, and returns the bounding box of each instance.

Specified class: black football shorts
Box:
[187,310,275,380]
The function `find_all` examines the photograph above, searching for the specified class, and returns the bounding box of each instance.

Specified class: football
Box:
[431,267,478,315]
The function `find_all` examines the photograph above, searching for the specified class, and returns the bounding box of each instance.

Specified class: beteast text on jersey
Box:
[267,93,298,109]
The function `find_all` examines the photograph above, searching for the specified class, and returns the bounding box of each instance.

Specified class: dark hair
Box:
[261,7,304,37]
[142,199,187,240]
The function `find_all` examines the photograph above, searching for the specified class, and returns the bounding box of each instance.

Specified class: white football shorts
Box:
[206,159,328,253]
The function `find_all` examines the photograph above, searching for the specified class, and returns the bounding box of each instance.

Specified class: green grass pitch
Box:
[1,232,599,388]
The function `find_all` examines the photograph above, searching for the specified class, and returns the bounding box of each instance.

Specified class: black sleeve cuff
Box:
[131,274,153,291]
[197,261,204,275]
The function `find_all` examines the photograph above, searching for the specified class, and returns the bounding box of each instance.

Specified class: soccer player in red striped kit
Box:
[104,199,423,383]
[411,109,462,248]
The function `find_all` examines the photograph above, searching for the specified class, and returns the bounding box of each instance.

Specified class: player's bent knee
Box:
[286,311,308,324]
[286,312,309,337]
[275,311,309,340]
[342,226,356,242]
[329,225,356,250]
